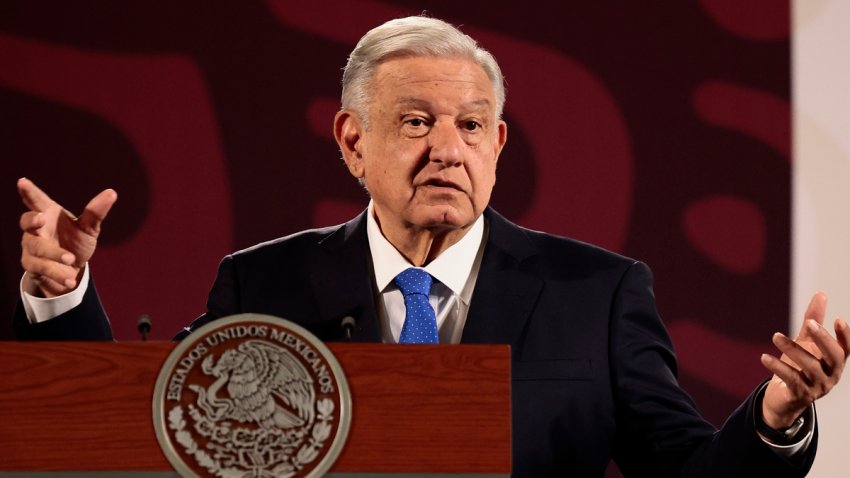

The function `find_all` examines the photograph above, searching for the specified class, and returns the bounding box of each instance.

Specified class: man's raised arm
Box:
[16,178,117,333]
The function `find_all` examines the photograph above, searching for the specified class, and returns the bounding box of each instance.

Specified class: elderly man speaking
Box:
[14,16,849,477]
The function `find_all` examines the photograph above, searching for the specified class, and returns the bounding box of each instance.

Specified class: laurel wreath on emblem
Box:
[166,340,336,478]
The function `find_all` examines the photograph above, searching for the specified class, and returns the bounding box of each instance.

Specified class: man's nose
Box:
[427,121,464,167]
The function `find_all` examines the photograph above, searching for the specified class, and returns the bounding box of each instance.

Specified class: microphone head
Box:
[340,316,355,341]
[137,314,152,332]
[340,316,356,329]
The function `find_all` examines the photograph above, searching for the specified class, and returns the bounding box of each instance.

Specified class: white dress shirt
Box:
[21,265,90,324]
[365,202,487,344]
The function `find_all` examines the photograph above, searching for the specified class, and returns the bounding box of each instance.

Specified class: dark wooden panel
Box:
[0,342,510,474]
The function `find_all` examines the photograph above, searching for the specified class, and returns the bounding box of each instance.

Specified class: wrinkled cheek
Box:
[473,177,496,213]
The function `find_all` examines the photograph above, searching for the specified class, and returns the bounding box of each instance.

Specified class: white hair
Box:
[341,16,506,126]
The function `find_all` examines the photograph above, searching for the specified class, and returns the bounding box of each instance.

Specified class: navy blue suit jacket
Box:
[14,208,816,477]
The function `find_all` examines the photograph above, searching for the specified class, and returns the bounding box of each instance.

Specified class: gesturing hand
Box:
[761,292,850,430]
[18,178,117,298]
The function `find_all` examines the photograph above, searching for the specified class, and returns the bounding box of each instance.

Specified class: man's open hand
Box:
[761,292,850,429]
[18,178,117,297]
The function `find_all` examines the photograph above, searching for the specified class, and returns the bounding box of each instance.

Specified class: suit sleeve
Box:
[609,261,816,477]
[13,272,113,341]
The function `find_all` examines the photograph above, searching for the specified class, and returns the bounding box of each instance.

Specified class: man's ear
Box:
[494,119,508,163]
[334,109,366,178]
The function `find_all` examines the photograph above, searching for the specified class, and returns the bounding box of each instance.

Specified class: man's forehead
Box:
[391,96,494,113]
[374,55,490,86]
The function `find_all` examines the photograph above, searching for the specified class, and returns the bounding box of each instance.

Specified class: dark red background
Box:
[0,1,791,472]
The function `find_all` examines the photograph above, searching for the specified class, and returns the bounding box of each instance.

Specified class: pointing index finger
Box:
[17,178,55,212]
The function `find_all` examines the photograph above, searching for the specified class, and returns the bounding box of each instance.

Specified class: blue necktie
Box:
[394,267,439,344]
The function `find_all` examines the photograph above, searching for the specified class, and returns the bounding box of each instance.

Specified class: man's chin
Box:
[408,206,477,230]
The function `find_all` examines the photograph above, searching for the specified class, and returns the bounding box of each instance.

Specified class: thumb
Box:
[796,291,827,341]
[77,188,118,235]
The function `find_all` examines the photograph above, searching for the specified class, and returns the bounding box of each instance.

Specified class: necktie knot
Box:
[394,267,433,297]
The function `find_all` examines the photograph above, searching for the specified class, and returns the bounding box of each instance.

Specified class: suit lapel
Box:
[308,208,543,346]
[462,209,542,351]
[309,211,382,342]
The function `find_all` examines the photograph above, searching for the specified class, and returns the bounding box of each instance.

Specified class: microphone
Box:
[137,314,152,341]
[340,316,356,342]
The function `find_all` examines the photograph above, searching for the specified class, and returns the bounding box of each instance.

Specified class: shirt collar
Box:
[366,201,485,301]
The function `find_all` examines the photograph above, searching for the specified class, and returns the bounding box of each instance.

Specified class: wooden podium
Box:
[0,342,511,476]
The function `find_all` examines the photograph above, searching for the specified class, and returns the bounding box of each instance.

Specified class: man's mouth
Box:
[421,178,462,191]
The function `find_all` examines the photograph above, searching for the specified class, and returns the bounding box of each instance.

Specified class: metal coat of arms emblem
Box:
[153,314,351,478]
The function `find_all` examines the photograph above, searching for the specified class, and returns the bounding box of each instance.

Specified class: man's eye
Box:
[462,121,481,131]
[407,118,426,127]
